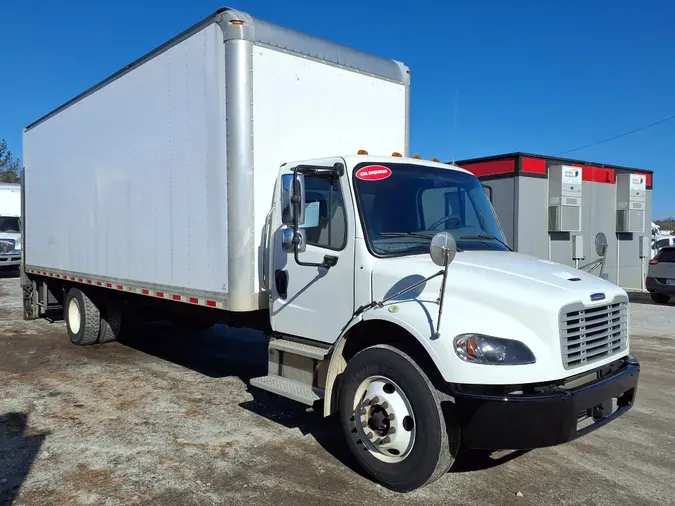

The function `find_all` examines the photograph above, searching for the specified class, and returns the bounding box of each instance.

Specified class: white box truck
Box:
[21,8,640,491]
[0,182,22,269]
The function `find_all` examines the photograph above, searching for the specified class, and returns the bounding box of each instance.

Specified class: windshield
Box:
[0,217,21,233]
[353,163,508,256]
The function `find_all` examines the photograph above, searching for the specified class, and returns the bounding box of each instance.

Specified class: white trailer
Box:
[22,8,640,491]
[0,182,22,269]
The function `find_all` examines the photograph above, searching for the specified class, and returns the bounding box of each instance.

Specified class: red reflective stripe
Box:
[97,281,102,286]
[206,300,217,307]
[78,278,83,282]
[189,297,199,304]
[87,280,92,284]
[106,283,112,288]
[172,294,181,301]
[156,292,164,298]
[117,285,123,290]
[141,289,149,295]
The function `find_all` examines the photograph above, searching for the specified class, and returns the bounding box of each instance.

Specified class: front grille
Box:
[0,239,15,254]
[560,299,628,370]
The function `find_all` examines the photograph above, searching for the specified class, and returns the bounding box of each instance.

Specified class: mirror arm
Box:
[434,262,450,338]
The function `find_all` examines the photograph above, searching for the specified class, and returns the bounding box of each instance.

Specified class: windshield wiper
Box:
[460,234,512,251]
[379,232,435,239]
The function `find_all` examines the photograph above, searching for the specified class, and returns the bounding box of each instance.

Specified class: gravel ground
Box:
[1,271,674,506]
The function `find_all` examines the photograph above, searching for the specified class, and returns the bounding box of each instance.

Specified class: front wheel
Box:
[338,344,459,491]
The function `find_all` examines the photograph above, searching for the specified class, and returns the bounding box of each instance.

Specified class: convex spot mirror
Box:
[430,232,457,267]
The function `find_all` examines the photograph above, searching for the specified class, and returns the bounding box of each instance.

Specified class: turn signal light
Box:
[357,149,368,155]
[391,152,402,157]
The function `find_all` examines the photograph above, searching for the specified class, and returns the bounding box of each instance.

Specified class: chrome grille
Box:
[560,300,628,370]
[0,239,16,254]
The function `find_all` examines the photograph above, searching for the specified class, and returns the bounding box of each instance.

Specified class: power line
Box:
[555,113,675,156]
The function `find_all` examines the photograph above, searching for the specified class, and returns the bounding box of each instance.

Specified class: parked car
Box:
[646,246,675,303]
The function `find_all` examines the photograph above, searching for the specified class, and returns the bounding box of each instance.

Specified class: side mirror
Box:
[430,232,457,267]
[281,173,306,227]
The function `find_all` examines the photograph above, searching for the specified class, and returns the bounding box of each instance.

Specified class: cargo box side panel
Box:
[23,24,228,295]
[251,46,406,293]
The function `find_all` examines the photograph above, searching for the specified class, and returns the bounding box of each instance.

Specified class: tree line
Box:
[0,139,21,183]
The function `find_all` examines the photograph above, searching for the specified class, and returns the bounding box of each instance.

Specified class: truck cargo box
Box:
[23,8,409,312]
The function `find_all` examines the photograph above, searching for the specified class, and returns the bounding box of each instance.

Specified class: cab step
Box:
[268,337,331,360]
[250,375,324,405]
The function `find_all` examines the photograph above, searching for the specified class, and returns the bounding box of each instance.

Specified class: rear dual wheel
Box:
[64,287,121,345]
[339,345,460,491]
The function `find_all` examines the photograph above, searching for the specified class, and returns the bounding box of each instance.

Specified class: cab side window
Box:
[302,175,347,250]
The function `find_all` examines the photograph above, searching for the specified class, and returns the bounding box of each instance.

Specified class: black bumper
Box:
[646,277,675,295]
[452,356,640,450]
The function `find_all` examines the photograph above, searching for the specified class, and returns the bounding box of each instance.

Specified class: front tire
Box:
[650,292,670,304]
[338,344,459,491]
[64,287,101,345]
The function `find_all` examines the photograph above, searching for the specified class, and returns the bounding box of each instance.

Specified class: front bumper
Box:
[0,253,22,268]
[451,355,640,450]
[646,277,675,296]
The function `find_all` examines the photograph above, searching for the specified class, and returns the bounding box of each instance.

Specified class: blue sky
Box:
[1,0,674,216]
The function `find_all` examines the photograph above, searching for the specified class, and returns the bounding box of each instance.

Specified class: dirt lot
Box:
[1,271,674,506]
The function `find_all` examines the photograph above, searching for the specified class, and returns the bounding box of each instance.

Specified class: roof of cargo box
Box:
[25,7,409,131]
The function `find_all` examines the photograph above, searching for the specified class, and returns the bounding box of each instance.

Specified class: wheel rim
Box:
[68,298,81,334]
[351,376,416,463]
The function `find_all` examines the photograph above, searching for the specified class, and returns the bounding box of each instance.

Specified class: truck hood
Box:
[369,250,629,385]
[371,250,625,308]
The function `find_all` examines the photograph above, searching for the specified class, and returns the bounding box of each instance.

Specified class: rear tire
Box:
[64,287,101,345]
[338,344,459,491]
[650,292,670,304]
[98,302,123,343]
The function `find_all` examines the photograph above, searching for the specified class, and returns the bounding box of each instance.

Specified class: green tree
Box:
[0,139,21,183]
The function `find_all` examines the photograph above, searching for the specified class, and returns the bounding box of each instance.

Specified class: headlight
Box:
[453,333,536,365]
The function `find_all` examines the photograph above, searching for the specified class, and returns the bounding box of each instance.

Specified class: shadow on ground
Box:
[628,291,672,306]
[0,268,19,280]
[0,412,48,506]
[117,322,269,380]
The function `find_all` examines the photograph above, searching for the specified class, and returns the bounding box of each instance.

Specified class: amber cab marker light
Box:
[391,152,402,157]
[412,154,422,159]
[357,149,368,155]
[230,19,245,25]
[430,157,440,162]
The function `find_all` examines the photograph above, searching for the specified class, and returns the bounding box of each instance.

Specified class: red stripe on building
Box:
[521,157,547,174]
[460,158,516,177]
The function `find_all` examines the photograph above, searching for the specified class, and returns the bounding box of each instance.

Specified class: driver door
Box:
[270,160,355,344]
